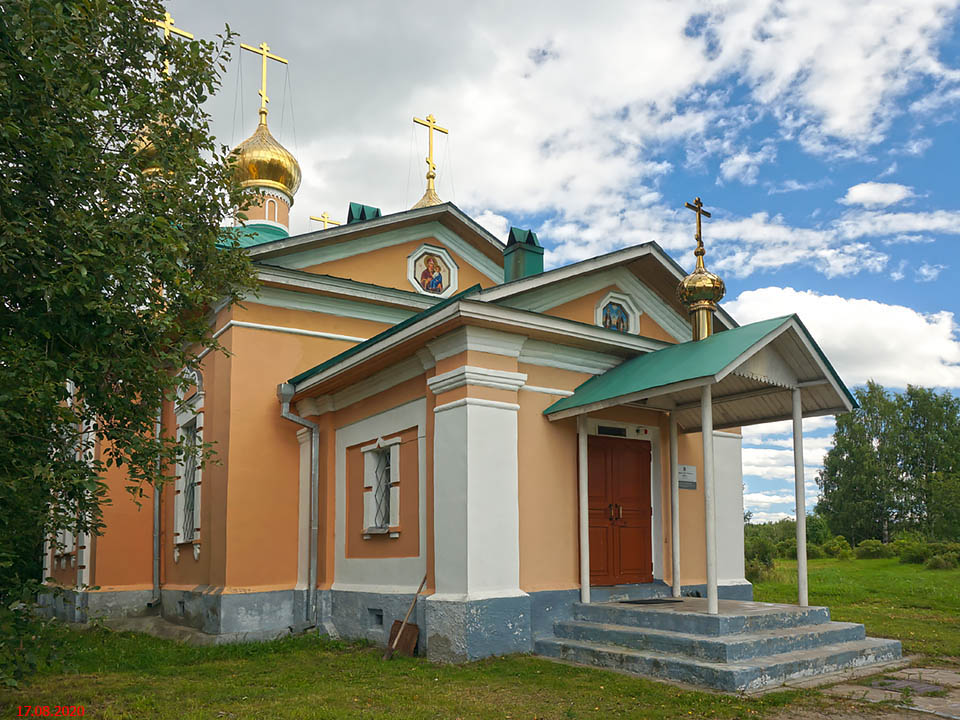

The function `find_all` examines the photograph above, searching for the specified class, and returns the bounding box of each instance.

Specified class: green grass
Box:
[753,557,960,658]
[1,629,807,719]
[2,558,956,718]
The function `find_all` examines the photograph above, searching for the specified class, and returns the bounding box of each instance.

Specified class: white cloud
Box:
[892,138,934,156]
[838,182,915,208]
[718,144,776,185]
[878,162,898,178]
[168,0,960,244]
[744,491,797,508]
[836,209,960,239]
[748,511,793,524]
[473,210,510,241]
[890,259,907,281]
[916,262,946,282]
[767,178,828,194]
[883,234,934,246]
[727,287,960,389]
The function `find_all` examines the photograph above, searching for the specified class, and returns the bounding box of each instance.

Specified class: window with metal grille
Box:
[372,448,391,530]
[181,421,198,542]
[362,436,400,534]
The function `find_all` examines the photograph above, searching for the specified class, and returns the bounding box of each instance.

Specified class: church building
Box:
[44,31,902,692]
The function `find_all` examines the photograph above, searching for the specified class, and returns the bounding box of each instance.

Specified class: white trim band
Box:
[427,366,527,395]
[520,385,575,397]
[434,397,521,414]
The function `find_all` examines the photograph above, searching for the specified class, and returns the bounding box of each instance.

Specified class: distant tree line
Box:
[816,382,960,545]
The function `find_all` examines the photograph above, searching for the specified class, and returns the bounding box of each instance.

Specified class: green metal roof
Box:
[288,284,483,387]
[544,314,854,416]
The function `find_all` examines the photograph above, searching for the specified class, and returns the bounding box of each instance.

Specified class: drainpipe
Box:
[147,407,162,609]
[277,383,319,630]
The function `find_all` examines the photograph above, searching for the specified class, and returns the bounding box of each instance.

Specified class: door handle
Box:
[618,504,623,519]
[608,504,614,521]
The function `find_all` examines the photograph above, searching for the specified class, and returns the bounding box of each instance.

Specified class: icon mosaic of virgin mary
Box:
[419,254,445,294]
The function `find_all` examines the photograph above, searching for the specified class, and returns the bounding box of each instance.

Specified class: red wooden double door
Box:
[587,435,654,586]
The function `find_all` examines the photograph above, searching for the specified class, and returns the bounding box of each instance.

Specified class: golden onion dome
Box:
[231,119,301,201]
[677,243,725,309]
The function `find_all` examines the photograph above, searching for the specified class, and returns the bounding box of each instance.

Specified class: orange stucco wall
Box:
[90,443,153,591]
[300,237,497,293]
[545,284,677,343]
[246,193,290,228]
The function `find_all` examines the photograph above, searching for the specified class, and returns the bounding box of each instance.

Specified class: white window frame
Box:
[174,371,203,556]
[360,435,401,537]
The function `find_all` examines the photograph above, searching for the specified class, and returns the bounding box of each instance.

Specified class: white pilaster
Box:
[669,414,681,598]
[577,415,590,604]
[433,397,524,599]
[793,388,809,607]
[701,384,718,615]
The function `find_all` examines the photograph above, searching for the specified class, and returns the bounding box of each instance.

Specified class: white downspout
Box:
[277,383,320,630]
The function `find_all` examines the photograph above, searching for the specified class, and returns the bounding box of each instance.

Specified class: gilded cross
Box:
[240,41,288,124]
[684,196,711,245]
[413,114,449,182]
[148,12,194,74]
[309,212,341,229]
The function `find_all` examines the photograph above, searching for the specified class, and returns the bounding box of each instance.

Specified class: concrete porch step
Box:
[573,599,831,636]
[534,635,904,693]
[554,619,866,663]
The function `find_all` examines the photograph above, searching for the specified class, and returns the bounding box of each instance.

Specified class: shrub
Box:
[776,538,797,559]
[745,559,773,584]
[806,543,826,559]
[823,535,853,559]
[898,542,932,564]
[856,539,895,559]
[928,542,960,558]
[924,554,958,570]
[745,536,776,569]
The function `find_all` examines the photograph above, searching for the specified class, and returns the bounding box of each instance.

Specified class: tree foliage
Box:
[0,0,256,680]
[816,382,960,544]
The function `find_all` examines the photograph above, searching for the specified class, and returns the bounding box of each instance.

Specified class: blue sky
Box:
[171,0,960,522]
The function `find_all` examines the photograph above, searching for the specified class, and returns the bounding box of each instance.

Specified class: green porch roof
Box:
[544,315,855,416]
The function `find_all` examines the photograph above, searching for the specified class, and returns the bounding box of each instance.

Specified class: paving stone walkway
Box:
[825,667,960,719]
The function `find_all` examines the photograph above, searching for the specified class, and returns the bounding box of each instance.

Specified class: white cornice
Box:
[519,339,621,375]
[426,326,527,362]
[290,299,668,396]
[255,266,436,311]
[427,366,527,395]
[433,397,520,414]
[247,287,415,326]
[257,221,503,284]
[295,355,426,417]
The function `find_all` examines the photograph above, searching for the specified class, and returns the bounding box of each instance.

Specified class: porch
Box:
[535,597,903,693]
[536,314,903,690]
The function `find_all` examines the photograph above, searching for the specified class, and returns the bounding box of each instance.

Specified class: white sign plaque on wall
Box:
[678,464,697,490]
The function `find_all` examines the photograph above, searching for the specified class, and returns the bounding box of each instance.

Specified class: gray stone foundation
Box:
[39,580,752,657]
[425,594,532,662]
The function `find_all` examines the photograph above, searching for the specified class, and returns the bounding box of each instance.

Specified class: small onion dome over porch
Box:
[543,314,856,430]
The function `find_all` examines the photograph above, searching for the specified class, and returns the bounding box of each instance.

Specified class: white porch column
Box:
[792,388,809,607]
[669,413,681,598]
[577,415,591,604]
[701,385,718,615]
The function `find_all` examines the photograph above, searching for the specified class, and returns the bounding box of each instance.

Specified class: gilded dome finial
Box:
[678,196,725,341]
[412,113,449,209]
[231,40,300,210]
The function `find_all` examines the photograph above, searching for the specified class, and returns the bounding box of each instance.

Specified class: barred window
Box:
[362,436,401,535]
[181,421,198,542]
